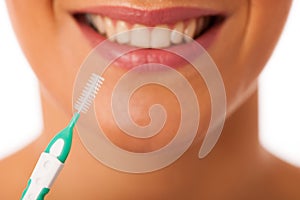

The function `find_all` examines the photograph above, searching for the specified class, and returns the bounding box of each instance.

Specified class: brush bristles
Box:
[74,73,104,114]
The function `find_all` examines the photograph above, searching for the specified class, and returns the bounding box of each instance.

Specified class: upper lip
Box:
[73,6,224,26]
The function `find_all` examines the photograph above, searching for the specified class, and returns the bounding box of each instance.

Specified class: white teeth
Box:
[116,20,130,44]
[171,22,184,44]
[91,15,106,34]
[104,17,115,41]
[131,24,150,48]
[87,14,210,48]
[184,19,196,42]
[151,25,171,48]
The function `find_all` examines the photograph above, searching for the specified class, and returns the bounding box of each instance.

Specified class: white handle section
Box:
[22,152,64,200]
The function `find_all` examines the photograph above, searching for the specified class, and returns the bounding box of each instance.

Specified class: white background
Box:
[0,2,299,166]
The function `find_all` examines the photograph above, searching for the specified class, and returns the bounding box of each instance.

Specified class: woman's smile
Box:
[71,6,226,69]
[75,6,224,48]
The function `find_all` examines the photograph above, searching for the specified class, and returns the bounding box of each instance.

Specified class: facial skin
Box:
[5,0,291,150]
[3,0,297,199]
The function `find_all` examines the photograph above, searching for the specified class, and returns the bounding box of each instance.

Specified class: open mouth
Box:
[73,6,225,69]
[74,6,225,47]
[77,13,221,48]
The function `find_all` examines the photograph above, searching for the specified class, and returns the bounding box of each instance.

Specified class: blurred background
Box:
[0,2,299,166]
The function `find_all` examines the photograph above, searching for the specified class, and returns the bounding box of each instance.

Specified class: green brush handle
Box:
[21,113,80,200]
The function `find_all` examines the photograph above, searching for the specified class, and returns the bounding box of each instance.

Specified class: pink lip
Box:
[77,6,220,26]
[74,6,225,70]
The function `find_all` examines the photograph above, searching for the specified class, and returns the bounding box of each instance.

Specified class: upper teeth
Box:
[86,14,210,48]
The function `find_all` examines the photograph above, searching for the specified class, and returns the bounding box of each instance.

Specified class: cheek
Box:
[240,0,292,73]
[212,0,291,114]
[241,0,291,92]
[6,0,91,114]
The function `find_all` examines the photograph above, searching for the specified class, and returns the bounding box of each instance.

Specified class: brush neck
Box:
[68,112,80,129]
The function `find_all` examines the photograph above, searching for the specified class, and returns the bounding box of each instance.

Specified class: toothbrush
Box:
[21,73,104,200]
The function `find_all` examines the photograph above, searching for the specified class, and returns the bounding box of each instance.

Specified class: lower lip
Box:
[78,20,223,70]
